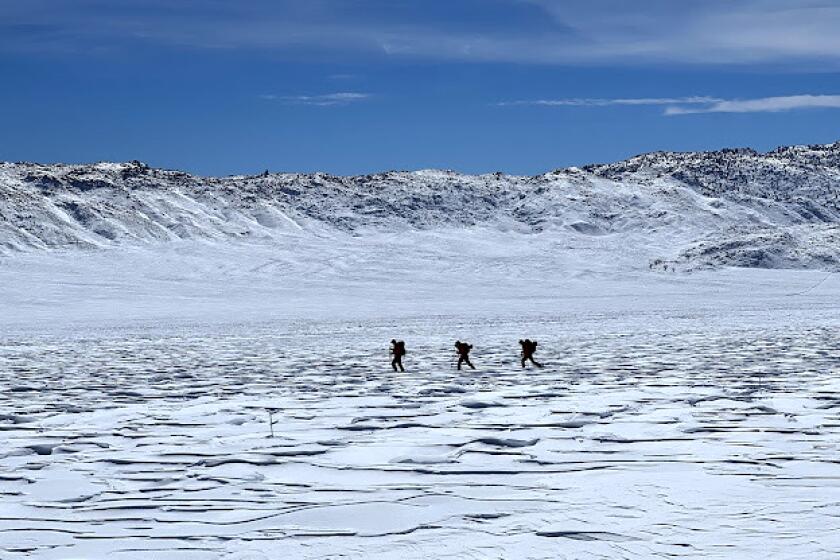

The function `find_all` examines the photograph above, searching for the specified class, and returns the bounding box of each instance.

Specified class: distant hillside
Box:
[1,142,839,271]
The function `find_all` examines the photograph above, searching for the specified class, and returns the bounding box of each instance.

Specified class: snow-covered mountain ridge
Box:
[1,141,839,270]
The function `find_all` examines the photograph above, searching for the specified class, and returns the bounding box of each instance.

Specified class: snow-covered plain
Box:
[2,145,840,558]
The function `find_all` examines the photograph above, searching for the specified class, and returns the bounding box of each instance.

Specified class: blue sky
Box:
[2,0,840,175]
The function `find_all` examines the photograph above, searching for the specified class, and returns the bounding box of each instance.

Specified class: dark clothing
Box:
[521,355,542,368]
[455,341,475,370]
[391,340,406,372]
[519,339,542,368]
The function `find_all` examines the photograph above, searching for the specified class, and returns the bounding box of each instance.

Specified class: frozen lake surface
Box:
[2,254,839,558]
[3,143,840,558]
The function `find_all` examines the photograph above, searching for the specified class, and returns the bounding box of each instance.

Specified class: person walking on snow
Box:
[455,340,475,370]
[390,339,406,372]
[519,339,542,368]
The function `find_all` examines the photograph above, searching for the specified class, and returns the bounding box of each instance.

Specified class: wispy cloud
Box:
[260,92,371,107]
[665,94,840,114]
[6,1,840,67]
[498,97,721,108]
[328,73,359,81]
[499,94,840,115]
[519,0,840,66]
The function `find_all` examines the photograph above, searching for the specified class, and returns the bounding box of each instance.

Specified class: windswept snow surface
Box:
[2,143,840,559]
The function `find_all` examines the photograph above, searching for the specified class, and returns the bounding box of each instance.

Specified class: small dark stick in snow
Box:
[267,408,280,438]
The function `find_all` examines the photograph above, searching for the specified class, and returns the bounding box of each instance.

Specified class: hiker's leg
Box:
[457,357,463,370]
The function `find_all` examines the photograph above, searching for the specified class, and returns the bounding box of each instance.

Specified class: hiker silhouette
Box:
[454,340,475,370]
[390,339,406,372]
[519,339,542,368]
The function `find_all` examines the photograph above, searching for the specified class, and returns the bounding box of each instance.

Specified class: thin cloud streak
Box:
[260,92,371,106]
[665,94,840,114]
[499,94,840,115]
[498,97,721,107]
